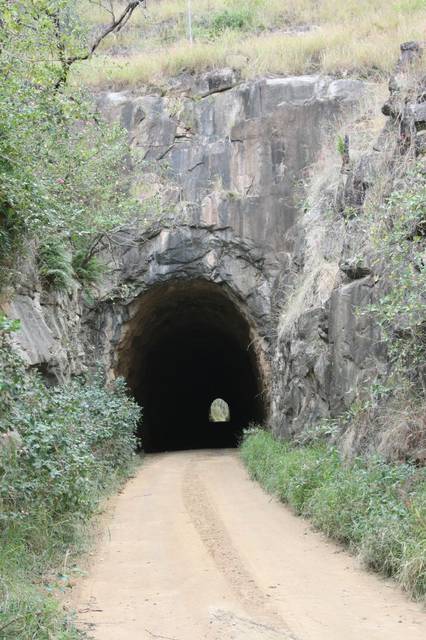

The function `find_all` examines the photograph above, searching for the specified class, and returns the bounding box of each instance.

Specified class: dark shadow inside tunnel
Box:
[116,280,266,452]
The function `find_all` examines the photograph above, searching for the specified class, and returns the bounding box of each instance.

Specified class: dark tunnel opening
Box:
[116,280,266,452]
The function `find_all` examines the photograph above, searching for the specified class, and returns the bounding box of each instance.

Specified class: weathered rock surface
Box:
[99,73,365,250]
[3,260,84,383]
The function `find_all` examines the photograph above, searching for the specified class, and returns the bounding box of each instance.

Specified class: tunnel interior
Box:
[116,280,266,452]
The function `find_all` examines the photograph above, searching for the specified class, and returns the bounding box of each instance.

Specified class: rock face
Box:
[3,259,84,383]
[99,73,364,251]
[5,54,424,456]
[89,72,364,363]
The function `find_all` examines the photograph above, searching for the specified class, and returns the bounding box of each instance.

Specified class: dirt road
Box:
[72,450,426,639]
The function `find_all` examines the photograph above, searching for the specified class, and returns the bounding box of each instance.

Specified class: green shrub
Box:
[0,317,141,638]
[240,430,426,600]
[0,371,140,529]
[0,569,81,640]
[0,1,142,291]
[305,459,411,545]
[397,488,426,599]
[208,8,254,36]
[37,242,106,291]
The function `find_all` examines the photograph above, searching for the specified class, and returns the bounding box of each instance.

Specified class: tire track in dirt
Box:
[182,455,298,639]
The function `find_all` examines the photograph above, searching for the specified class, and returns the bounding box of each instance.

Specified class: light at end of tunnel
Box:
[209,398,230,423]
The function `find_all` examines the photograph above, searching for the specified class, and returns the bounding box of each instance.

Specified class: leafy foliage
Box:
[0,316,141,638]
[0,339,140,528]
[241,429,426,600]
[0,373,140,526]
[37,239,74,291]
[0,0,141,290]
[72,250,105,287]
[208,8,254,36]
[367,164,426,389]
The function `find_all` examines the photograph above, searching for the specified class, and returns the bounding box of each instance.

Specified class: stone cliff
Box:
[6,44,425,455]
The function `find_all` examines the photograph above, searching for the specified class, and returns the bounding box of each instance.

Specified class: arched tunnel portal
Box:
[115,280,267,452]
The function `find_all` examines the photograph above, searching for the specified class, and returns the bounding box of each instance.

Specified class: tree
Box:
[0,1,146,289]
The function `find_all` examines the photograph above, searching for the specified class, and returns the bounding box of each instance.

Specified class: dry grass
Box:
[340,394,426,465]
[87,0,426,28]
[378,400,426,464]
[75,0,426,89]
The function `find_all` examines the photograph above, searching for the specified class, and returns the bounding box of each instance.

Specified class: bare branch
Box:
[53,0,145,89]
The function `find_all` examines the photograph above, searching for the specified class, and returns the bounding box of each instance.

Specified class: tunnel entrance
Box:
[116,280,266,452]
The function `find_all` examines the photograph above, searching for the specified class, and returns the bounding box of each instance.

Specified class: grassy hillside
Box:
[75,0,426,88]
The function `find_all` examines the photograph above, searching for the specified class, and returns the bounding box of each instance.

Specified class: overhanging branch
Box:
[54,0,145,89]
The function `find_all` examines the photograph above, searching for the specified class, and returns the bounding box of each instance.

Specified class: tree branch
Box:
[53,0,145,89]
